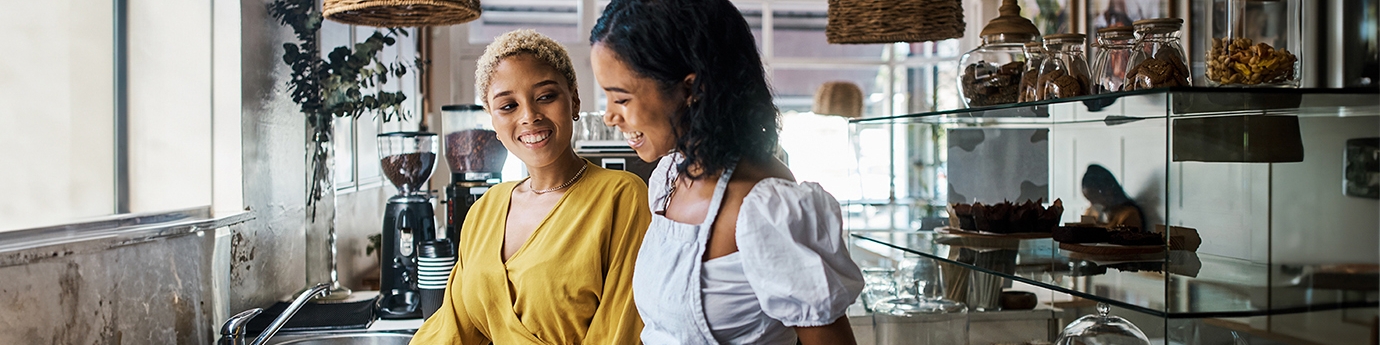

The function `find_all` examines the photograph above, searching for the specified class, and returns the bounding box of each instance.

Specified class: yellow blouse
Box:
[411,162,651,345]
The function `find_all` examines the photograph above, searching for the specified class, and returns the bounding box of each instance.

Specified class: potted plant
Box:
[269,0,424,294]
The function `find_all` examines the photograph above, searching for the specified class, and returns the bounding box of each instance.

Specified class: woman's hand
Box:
[796,317,858,345]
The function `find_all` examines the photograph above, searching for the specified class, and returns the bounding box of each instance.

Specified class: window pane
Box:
[353,26,408,186]
[334,117,355,186]
[395,29,422,122]
[470,1,580,43]
[358,117,383,185]
[779,112,854,198]
[128,0,214,212]
[770,3,886,59]
[895,61,962,114]
[770,67,889,117]
[0,1,115,231]
[903,40,963,60]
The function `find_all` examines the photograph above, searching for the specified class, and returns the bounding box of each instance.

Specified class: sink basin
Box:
[265,331,412,345]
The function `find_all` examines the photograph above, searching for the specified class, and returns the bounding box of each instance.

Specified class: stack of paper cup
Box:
[418,239,456,320]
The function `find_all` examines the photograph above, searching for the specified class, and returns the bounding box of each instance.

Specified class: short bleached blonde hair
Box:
[475,29,578,108]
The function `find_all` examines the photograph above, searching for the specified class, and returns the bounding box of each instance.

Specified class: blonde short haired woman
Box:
[410,29,651,344]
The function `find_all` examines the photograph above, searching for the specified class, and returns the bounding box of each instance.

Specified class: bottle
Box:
[1091,26,1136,93]
[1018,41,1047,103]
[1037,33,1092,99]
[1206,0,1302,87]
[1124,18,1191,90]
[957,0,1040,107]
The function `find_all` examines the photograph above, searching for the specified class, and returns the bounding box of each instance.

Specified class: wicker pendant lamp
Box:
[813,81,864,118]
[826,0,965,44]
[324,0,481,27]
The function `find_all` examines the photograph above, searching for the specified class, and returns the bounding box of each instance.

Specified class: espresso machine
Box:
[377,132,440,319]
[441,105,508,242]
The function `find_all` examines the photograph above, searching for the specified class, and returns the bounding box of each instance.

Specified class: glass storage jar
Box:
[958,0,1040,107]
[1091,26,1136,93]
[860,267,898,312]
[1037,33,1092,99]
[1031,44,1061,101]
[872,258,969,345]
[1124,18,1192,90]
[1054,303,1151,345]
[1206,0,1302,87]
[1018,41,1046,103]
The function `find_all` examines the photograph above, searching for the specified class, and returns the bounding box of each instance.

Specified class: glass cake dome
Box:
[1054,303,1152,345]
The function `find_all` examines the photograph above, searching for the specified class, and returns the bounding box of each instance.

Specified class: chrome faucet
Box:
[219,283,333,345]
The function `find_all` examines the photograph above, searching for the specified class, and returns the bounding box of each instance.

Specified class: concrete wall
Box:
[0,213,242,344]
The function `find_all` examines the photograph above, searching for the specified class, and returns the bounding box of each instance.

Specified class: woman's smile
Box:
[518,128,553,147]
[620,129,645,149]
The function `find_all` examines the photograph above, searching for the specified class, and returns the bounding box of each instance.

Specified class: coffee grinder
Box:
[376,131,440,319]
[440,105,508,243]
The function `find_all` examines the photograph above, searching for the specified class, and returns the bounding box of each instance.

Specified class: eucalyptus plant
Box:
[268,0,417,122]
[268,0,425,216]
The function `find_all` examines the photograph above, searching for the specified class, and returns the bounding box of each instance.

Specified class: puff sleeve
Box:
[735,179,864,327]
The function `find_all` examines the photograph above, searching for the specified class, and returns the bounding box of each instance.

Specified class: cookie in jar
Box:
[957,0,1040,107]
[1036,33,1092,99]
[1123,18,1190,91]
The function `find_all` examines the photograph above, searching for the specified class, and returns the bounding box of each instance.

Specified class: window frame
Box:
[2,0,246,234]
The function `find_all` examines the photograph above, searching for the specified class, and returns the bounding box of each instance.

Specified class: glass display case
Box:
[846,87,1380,344]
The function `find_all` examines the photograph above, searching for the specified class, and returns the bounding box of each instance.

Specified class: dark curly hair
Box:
[591,0,779,181]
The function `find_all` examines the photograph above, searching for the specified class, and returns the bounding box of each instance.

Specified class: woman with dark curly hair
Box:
[590,0,863,344]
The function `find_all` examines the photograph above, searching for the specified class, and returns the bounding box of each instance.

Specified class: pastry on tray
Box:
[948,198,1062,234]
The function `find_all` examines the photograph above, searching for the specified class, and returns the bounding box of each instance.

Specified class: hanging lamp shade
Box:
[826,0,965,44]
[813,81,864,118]
[323,0,481,27]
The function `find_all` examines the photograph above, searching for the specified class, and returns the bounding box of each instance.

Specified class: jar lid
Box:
[1132,18,1184,35]
[1132,18,1184,27]
[979,0,1041,39]
[1043,33,1086,42]
[1096,26,1136,40]
[1096,26,1135,34]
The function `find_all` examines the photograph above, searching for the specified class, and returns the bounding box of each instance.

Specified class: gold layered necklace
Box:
[525,163,588,194]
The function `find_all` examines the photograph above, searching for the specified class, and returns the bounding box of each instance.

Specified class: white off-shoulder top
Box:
[632,155,864,345]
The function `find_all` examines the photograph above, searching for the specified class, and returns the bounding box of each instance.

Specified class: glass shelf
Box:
[850,87,1379,125]
[851,231,1380,319]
